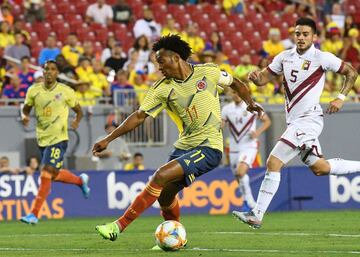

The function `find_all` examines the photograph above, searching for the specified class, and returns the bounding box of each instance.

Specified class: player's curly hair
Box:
[152,34,192,61]
[296,17,317,34]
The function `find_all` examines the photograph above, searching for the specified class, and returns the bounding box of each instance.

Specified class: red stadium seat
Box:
[95,29,109,45]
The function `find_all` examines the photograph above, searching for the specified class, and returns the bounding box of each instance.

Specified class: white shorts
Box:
[229,147,258,174]
[270,116,324,166]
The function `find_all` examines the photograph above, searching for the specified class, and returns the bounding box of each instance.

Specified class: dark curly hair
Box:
[295,17,317,34]
[152,34,192,61]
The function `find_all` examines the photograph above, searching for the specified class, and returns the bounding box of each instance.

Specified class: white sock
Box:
[239,174,256,208]
[252,171,281,221]
[328,158,360,175]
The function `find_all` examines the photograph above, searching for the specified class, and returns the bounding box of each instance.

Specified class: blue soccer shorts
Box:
[168,146,222,187]
[39,141,68,169]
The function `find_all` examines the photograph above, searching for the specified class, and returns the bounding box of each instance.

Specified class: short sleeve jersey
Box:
[24,82,77,147]
[221,101,259,150]
[267,44,343,123]
[140,64,232,152]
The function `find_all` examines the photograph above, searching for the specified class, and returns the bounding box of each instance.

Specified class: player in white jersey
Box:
[233,17,360,229]
[222,90,271,210]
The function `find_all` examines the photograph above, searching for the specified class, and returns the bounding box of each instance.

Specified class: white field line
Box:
[212,231,360,238]
[0,247,360,255]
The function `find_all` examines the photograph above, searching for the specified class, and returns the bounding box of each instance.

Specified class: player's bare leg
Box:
[310,158,360,176]
[235,162,256,210]
[96,160,185,241]
[233,155,283,229]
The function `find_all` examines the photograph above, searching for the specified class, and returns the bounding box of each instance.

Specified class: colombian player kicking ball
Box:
[92,35,263,243]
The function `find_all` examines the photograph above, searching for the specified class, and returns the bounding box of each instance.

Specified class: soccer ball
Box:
[154,220,187,251]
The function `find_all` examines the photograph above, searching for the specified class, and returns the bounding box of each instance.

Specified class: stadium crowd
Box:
[0,0,359,107]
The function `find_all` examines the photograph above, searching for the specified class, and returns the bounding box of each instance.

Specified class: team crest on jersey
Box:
[196,80,207,91]
[54,93,62,101]
[302,60,311,70]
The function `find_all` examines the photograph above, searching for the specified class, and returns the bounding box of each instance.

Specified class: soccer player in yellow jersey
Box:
[20,60,90,225]
[93,35,263,242]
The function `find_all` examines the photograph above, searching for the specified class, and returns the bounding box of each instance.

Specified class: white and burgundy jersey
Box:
[221,101,258,150]
[267,44,344,123]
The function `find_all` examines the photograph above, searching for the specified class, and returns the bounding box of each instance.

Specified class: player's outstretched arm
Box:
[22,104,32,127]
[230,77,264,117]
[327,62,359,114]
[248,68,275,86]
[251,113,271,139]
[71,103,83,129]
[92,110,148,156]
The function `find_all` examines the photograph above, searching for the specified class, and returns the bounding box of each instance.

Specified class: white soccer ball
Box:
[154,220,187,251]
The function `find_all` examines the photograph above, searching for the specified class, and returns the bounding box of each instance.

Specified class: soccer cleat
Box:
[79,173,90,199]
[151,245,162,250]
[95,222,120,241]
[232,210,262,229]
[20,213,38,225]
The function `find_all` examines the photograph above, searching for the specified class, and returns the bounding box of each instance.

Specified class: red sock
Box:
[117,181,162,231]
[54,169,82,186]
[32,174,52,217]
[160,198,180,221]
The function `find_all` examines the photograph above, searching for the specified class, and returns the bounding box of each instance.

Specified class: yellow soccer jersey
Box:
[24,82,77,147]
[140,64,232,152]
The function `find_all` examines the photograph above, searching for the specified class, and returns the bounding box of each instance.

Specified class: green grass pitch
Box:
[1,211,360,257]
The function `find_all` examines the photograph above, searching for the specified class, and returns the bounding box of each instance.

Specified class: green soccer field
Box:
[1,211,360,257]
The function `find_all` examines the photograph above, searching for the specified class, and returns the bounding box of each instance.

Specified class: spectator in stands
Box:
[180,22,205,62]
[325,2,345,31]
[76,57,94,82]
[129,70,149,105]
[223,0,246,15]
[0,21,14,49]
[75,80,100,107]
[88,59,110,97]
[12,20,31,47]
[127,35,151,74]
[234,54,257,82]
[18,56,35,88]
[104,41,127,74]
[24,0,45,23]
[281,27,295,50]
[1,5,13,25]
[2,74,28,104]
[112,0,133,25]
[33,70,44,83]
[86,0,113,26]
[343,15,356,38]
[55,54,77,80]
[94,123,131,170]
[110,69,133,98]
[161,15,178,36]
[214,51,233,75]
[205,31,222,53]
[133,7,161,42]
[124,152,145,171]
[5,32,30,61]
[123,50,139,72]
[23,156,39,175]
[0,46,5,92]
[38,34,61,66]
[82,40,96,60]
[262,28,284,58]
[101,34,117,64]
[341,28,360,72]
[61,33,84,68]
[321,24,343,56]
[0,155,19,174]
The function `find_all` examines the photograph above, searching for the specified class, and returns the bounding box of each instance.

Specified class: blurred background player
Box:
[92,35,263,242]
[20,60,90,225]
[222,89,271,211]
[233,17,360,229]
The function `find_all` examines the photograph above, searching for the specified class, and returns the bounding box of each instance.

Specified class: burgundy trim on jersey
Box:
[285,66,324,112]
[279,138,296,149]
[337,61,345,73]
[267,66,278,76]
[227,114,256,143]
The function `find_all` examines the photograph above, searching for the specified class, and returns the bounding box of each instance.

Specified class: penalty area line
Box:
[212,231,360,238]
